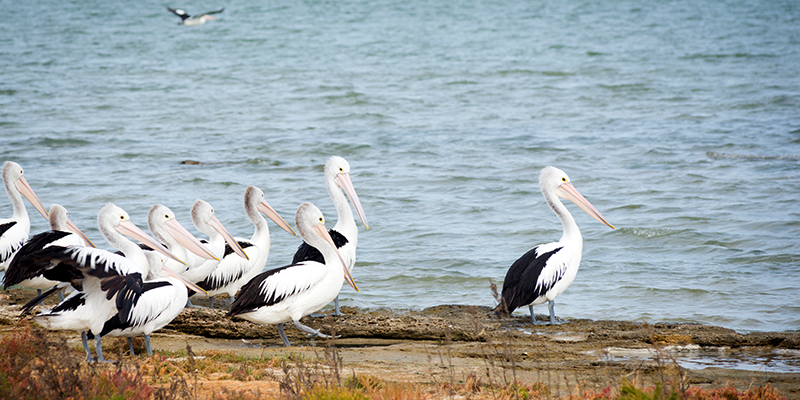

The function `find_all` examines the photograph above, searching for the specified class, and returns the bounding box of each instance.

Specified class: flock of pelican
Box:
[1,157,368,361]
[1,157,614,362]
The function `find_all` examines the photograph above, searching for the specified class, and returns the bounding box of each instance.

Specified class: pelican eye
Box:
[120,215,125,220]
[319,217,324,223]
[339,167,344,172]
[165,214,170,219]
[561,177,567,182]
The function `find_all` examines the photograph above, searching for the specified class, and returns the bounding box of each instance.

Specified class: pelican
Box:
[19,203,185,362]
[1,161,49,272]
[291,156,368,315]
[227,202,358,346]
[494,166,614,325]
[88,254,207,357]
[167,7,224,26]
[145,204,220,276]
[3,204,94,296]
[181,200,247,299]
[193,186,294,308]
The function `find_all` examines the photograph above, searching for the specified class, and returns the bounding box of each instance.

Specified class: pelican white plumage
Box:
[167,7,224,26]
[181,200,247,286]
[494,166,614,325]
[0,161,49,272]
[145,204,219,276]
[227,202,358,346]
[194,186,294,308]
[3,204,94,294]
[89,253,207,356]
[291,156,368,315]
[20,203,185,362]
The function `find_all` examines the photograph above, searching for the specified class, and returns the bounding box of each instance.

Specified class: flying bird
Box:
[167,7,224,26]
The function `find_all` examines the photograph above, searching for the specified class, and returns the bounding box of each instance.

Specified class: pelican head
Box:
[149,204,219,261]
[296,202,358,292]
[540,166,614,229]
[99,203,186,265]
[325,156,369,229]
[3,161,49,220]
[245,186,296,236]
[49,204,95,247]
[191,199,249,260]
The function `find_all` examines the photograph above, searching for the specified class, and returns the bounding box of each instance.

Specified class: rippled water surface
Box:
[2,0,799,333]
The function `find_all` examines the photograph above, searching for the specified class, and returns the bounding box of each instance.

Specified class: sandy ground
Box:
[1,289,798,398]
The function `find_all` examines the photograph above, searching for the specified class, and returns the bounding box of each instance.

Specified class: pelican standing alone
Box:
[228,202,358,346]
[495,166,614,325]
[167,7,224,26]
[1,161,49,272]
[17,203,185,362]
[194,186,294,308]
[292,156,368,315]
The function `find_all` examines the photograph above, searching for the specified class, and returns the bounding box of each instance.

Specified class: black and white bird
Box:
[180,199,248,289]
[292,156,368,315]
[88,254,207,357]
[3,204,94,296]
[144,204,220,276]
[227,202,358,346]
[495,166,614,325]
[194,186,294,308]
[166,7,224,26]
[18,203,186,362]
[1,161,49,273]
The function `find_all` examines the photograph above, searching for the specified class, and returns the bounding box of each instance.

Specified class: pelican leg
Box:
[57,291,65,302]
[209,296,215,308]
[548,300,564,325]
[529,305,538,325]
[144,334,153,356]
[333,296,344,316]
[277,323,291,347]
[186,298,202,308]
[128,337,136,355]
[293,320,336,339]
[95,335,111,363]
[81,331,94,362]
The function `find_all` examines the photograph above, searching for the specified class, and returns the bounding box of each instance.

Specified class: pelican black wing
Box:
[495,246,562,315]
[291,229,348,264]
[3,230,71,288]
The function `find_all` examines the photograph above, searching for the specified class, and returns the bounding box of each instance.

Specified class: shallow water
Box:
[1,0,799,333]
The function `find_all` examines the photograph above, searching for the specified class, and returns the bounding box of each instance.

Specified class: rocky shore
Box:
[1,289,798,398]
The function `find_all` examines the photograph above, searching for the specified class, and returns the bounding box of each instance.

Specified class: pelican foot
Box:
[293,320,337,339]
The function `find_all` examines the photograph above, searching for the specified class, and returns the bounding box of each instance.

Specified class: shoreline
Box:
[2,289,799,398]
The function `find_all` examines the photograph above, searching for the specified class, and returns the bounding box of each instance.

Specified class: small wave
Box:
[618,227,690,238]
[36,137,92,147]
[706,152,800,160]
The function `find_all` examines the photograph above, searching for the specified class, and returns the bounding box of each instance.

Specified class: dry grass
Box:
[0,317,787,400]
